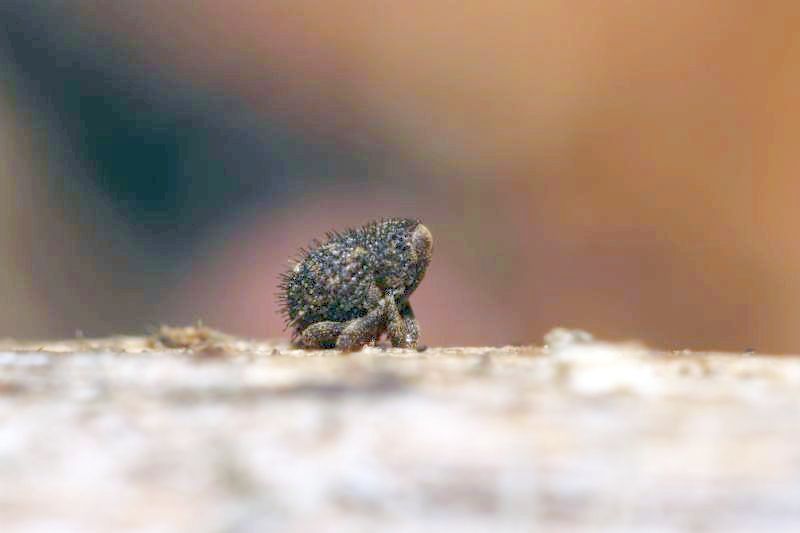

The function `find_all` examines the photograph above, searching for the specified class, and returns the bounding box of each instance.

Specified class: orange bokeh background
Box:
[2,2,798,351]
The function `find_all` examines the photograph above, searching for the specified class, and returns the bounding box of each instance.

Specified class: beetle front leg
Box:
[397,300,420,348]
[336,305,386,352]
[385,295,410,348]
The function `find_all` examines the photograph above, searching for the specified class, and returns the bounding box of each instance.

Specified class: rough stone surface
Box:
[0,328,798,532]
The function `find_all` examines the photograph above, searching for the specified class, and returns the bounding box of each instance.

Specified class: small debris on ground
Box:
[543,327,595,352]
[147,324,243,358]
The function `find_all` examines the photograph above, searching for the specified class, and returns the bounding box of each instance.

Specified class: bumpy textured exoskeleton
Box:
[278,218,433,351]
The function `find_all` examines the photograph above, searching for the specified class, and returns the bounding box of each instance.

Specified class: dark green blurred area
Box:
[3,3,368,251]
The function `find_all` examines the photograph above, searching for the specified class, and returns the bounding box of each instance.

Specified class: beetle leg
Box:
[397,300,420,348]
[336,304,386,352]
[385,296,412,348]
[296,321,346,349]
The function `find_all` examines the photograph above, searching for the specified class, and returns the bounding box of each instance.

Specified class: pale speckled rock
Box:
[0,329,798,532]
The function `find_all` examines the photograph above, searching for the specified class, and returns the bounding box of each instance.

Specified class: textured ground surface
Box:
[0,327,797,533]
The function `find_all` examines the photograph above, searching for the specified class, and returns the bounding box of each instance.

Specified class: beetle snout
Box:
[412,224,433,262]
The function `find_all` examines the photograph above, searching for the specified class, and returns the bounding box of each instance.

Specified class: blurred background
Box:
[0,1,795,351]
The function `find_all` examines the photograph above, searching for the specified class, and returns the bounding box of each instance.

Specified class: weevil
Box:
[278,218,433,351]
